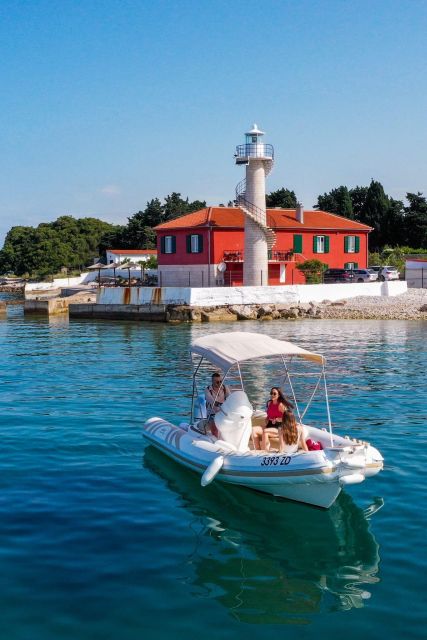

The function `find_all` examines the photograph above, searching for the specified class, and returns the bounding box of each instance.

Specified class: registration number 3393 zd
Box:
[260,455,291,466]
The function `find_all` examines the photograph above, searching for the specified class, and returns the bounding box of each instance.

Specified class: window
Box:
[313,235,329,254]
[293,234,303,253]
[186,234,203,254]
[344,236,360,253]
[161,235,176,254]
[344,262,358,269]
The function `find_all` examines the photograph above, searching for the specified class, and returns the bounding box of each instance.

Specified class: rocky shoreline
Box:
[167,288,427,322]
[3,285,427,321]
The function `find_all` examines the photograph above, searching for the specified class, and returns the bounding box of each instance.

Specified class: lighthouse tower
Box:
[235,124,275,286]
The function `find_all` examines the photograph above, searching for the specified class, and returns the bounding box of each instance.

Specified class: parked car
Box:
[323,268,355,283]
[378,266,400,281]
[367,268,379,280]
[369,265,382,274]
[353,268,378,282]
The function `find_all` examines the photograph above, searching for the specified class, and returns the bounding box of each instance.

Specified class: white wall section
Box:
[98,281,407,306]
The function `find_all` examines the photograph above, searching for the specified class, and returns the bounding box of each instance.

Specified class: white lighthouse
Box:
[235,124,275,286]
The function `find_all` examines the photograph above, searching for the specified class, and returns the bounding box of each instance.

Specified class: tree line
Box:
[264,182,427,250]
[313,181,427,250]
[0,184,425,277]
[0,216,115,278]
[98,192,206,254]
[0,193,206,277]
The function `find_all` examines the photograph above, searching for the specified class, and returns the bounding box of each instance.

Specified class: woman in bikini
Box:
[260,387,293,451]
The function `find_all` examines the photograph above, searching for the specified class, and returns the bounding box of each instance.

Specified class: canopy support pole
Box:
[236,363,243,390]
[300,372,323,421]
[282,356,301,422]
[191,356,204,423]
[322,365,334,446]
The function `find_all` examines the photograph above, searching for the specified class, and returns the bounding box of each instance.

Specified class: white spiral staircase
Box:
[235,158,276,250]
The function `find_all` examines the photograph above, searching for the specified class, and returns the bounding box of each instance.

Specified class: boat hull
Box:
[142,418,367,508]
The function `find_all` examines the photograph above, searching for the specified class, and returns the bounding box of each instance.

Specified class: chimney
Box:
[296,202,304,224]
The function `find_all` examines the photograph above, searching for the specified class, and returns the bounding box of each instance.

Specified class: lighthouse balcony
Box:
[235,143,274,162]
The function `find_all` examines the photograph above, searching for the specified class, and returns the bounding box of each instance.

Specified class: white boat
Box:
[142,332,384,508]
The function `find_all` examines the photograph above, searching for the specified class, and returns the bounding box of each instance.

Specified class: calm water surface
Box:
[0,298,426,639]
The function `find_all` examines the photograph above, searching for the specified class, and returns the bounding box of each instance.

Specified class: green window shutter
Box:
[324,236,330,253]
[355,236,360,252]
[186,235,192,253]
[313,236,318,253]
[198,234,203,253]
[171,236,176,254]
[160,236,165,253]
[344,236,349,253]
[355,262,358,268]
[293,234,302,253]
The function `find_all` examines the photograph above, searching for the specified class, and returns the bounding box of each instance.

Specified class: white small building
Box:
[105,249,157,264]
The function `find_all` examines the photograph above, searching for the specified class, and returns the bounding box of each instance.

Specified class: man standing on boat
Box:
[205,372,231,437]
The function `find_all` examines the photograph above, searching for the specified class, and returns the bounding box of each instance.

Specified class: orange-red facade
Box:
[155,207,371,286]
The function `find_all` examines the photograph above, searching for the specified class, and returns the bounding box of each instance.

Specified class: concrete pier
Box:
[69,303,169,321]
[24,291,97,316]
[65,280,419,323]
[24,298,71,315]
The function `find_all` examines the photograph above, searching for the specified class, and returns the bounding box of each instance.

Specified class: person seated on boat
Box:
[279,410,308,454]
[261,387,292,451]
[205,372,231,437]
[251,424,264,450]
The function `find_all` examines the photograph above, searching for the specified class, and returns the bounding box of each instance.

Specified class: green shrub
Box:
[296,259,328,284]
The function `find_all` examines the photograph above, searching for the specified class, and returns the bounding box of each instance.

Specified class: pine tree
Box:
[266,188,298,208]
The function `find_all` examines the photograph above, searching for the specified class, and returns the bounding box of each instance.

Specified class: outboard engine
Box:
[214,390,253,452]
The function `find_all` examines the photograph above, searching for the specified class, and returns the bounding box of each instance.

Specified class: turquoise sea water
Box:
[1,296,426,640]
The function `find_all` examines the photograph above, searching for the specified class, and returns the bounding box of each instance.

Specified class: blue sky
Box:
[1,0,426,246]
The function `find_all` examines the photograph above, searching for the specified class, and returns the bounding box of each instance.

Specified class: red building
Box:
[155,207,372,287]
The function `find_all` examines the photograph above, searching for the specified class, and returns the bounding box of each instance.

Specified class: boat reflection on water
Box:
[144,447,382,625]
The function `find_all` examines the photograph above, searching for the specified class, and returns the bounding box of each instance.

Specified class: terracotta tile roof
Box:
[154,208,212,230]
[108,248,157,254]
[269,209,372,230]
[154,207,372,231]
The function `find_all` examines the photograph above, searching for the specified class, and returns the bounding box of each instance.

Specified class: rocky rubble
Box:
[166,301,322,323]
[165,289,427,323]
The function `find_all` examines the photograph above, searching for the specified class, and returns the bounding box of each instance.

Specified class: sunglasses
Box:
[270,391,278,396]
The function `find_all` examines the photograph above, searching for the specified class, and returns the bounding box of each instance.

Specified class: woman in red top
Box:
[262,387,293,451]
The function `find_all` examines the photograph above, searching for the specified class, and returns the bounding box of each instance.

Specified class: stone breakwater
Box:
[166,288,427,322]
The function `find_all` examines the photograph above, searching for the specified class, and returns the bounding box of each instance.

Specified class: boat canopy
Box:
[191,332,325,370]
